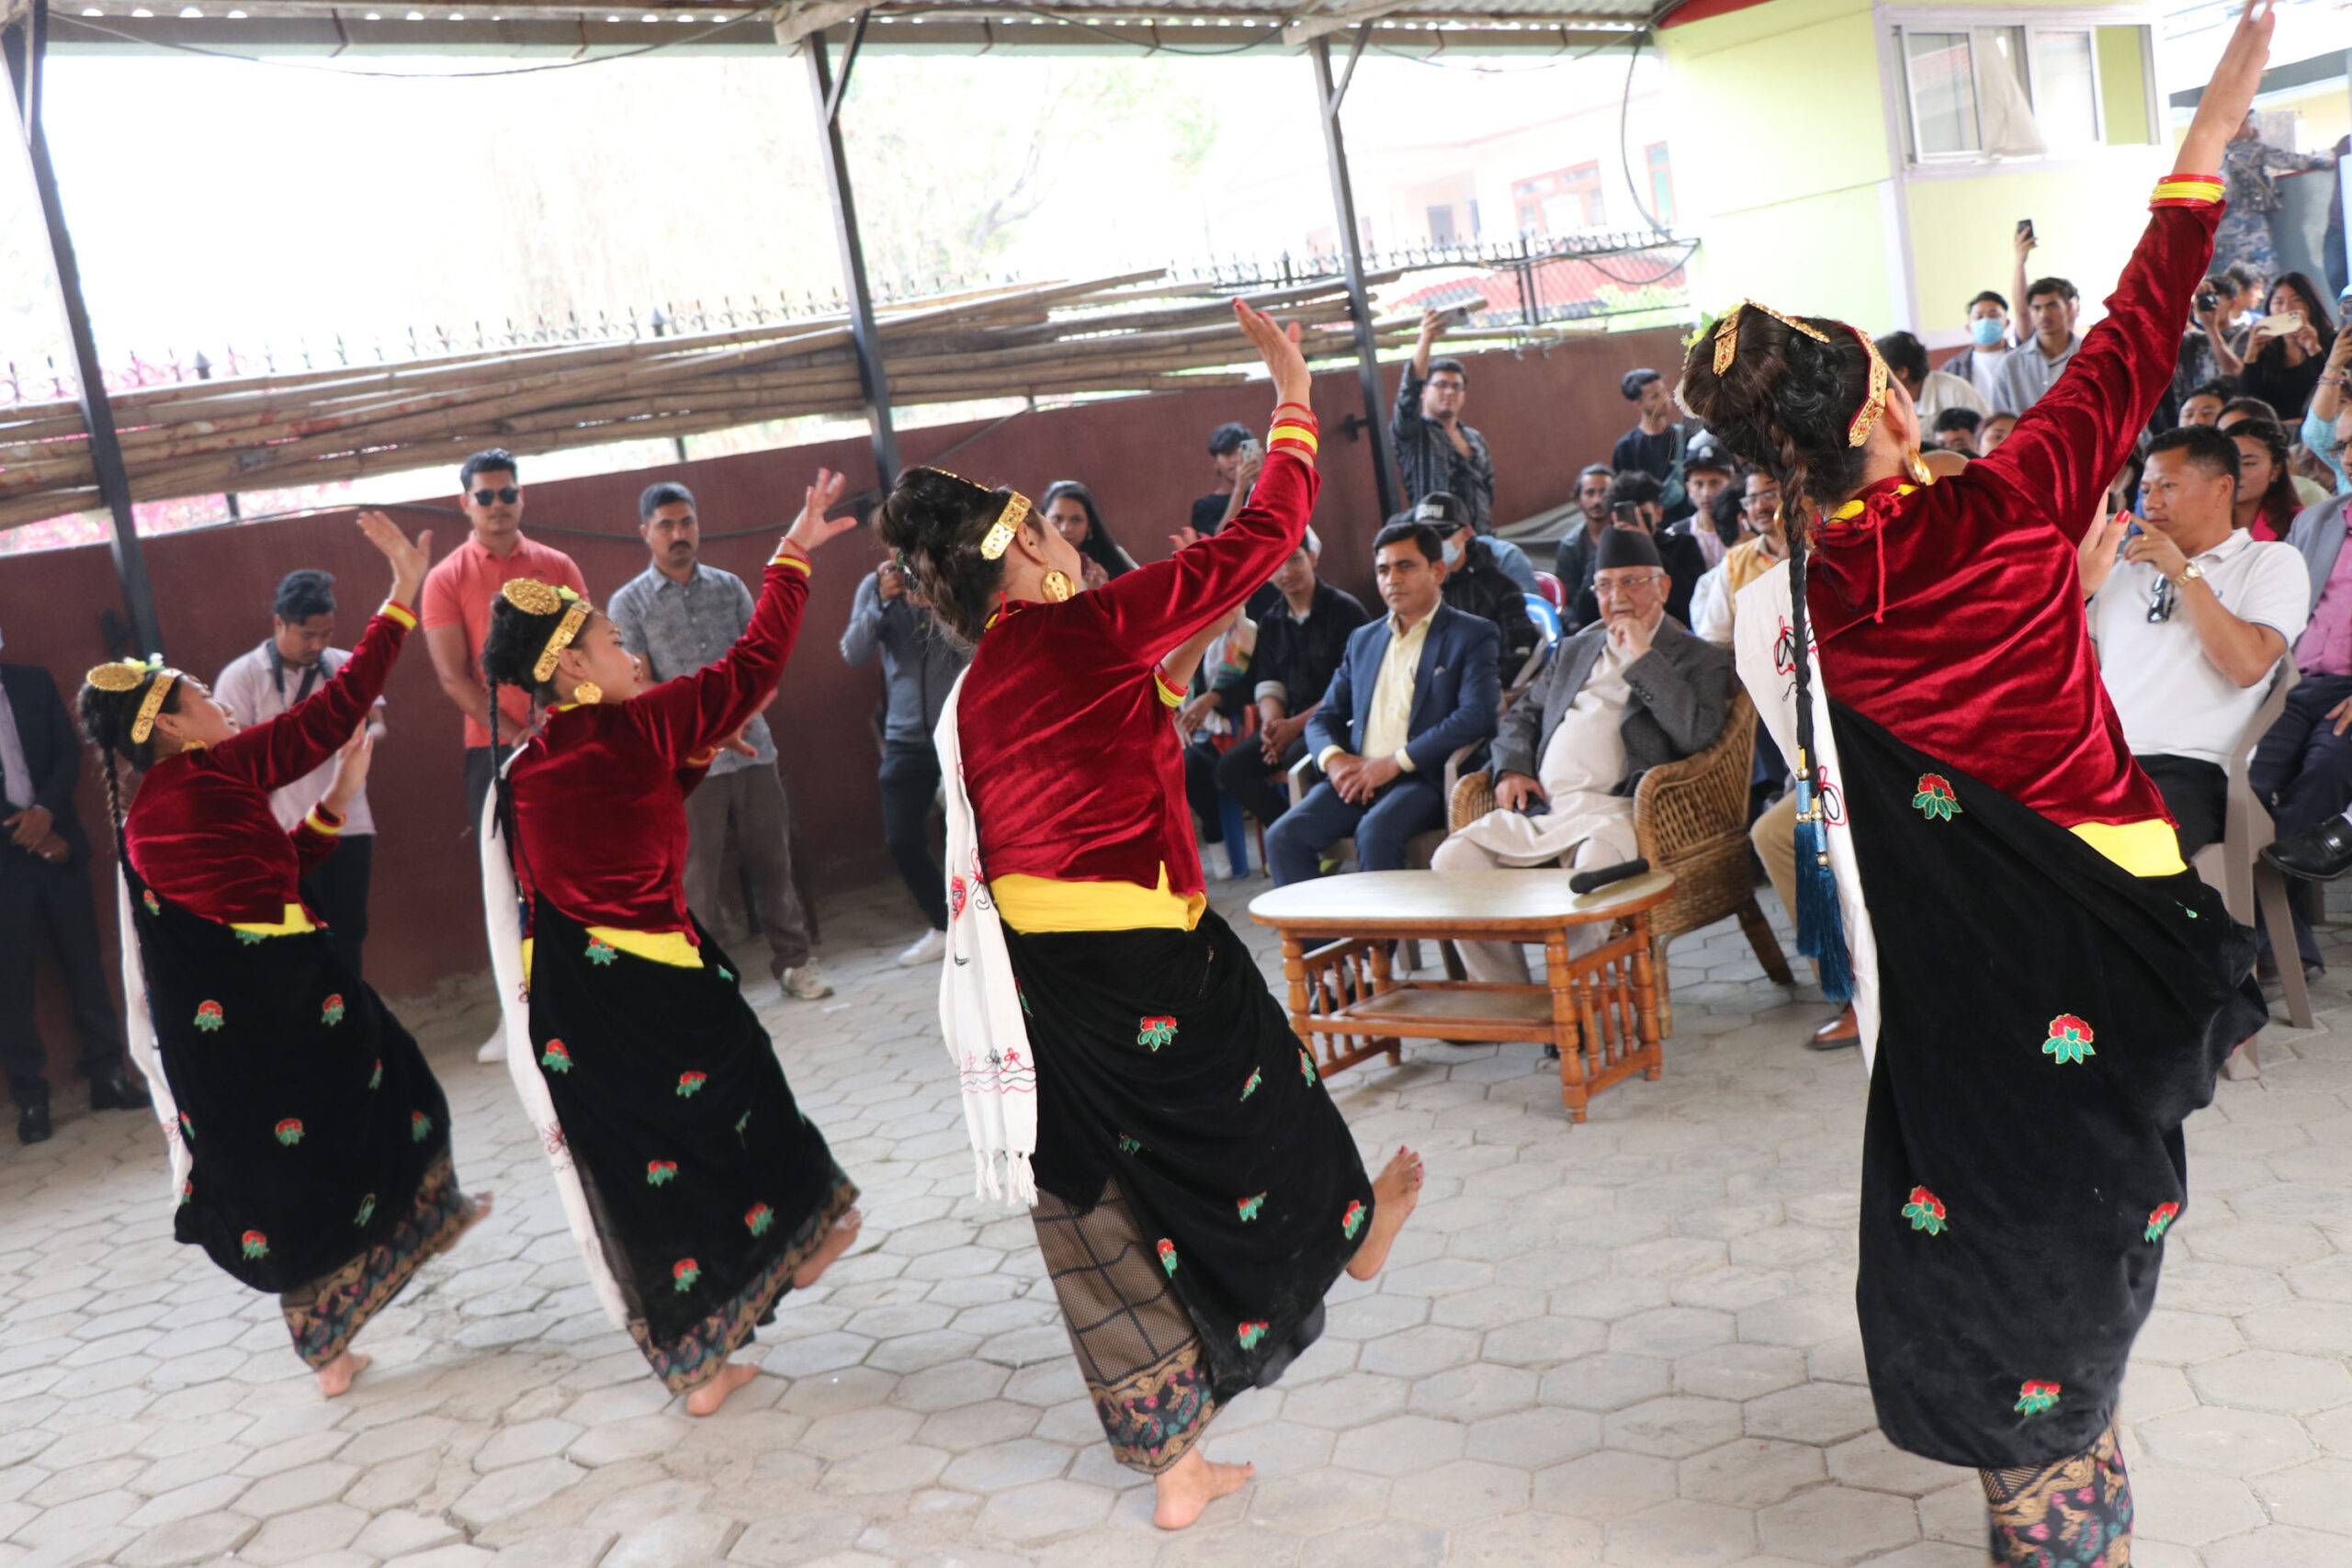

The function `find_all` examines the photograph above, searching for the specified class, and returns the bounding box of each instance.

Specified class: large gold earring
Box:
[571,681,603,705]
[1904,447,1935,487]
[1040,570,1074,604]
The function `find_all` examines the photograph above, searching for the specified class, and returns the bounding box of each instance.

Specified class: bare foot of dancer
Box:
[685,1359,760,1416]
[315,1348,370,1398]
[790,1207,863,1290]
[1346,1146,1424,1281]
[1153,1447,1253,1529]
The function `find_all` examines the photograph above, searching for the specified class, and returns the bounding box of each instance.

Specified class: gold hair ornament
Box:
[502,580,594,684]
[85,659,149,694]
[1712,299,1829,375]
[978,492,1033,561]
[1846,325,1892,449]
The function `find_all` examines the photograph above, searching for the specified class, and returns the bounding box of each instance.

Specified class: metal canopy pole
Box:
[3,0,163,654]
[1310,26,1401,525]
[805,13,900,495]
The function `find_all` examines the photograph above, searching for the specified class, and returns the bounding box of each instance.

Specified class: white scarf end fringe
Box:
[972,1148,1040,1209]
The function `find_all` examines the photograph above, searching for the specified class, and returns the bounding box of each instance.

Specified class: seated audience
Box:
[1931,407,1983,456]
[1178,527,1368,842]
[2220,394,2283,433]
[1980,412,2020,454]
[1675,440,1738,569]
[2179,378,2234,427]
[1191,422,1257,536]
[2081,425,2309,859]
[1613,369,1697,519]
[1431,528,1733,983]
[1875,330,1989,419]
[1415,494,1540,669]
[1690,471,1786,649]
[1553,464,1618,612]
[2229,418,2303,539]
[1570,470,1704,631]
[2241,272,2335,420]
[1041,479,1137,587]
[1941,288,2024,409]
[1995,275,2082,413]
[1265,521,1499,886]
[2304,339,2352,492]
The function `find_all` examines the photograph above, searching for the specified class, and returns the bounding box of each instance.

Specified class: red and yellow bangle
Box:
[770,541,813,575]
[1153,671,1186,709]
[303,806,345,837]
[379,599,418,630]
[1268,405,1320,458]
[684,748,718,768]
[2151,175,2223,209]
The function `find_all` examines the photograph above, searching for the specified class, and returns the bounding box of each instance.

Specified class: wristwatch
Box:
[2174,561,2205,587]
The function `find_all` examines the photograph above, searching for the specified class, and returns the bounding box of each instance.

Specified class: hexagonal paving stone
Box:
[1539,1353,1671,1412]
[1329,1415,1464,1478]
[1602,1497,1755,1568]
[1753,1483,1920,1564]
[2188,1348,2352,1413]
[1739,1381,1878,1446]
[1604,1396,1745,1461]
[2137,1405,2317,1476]
[1464,1406,1602,1469]
[1672,1343,1807,1404]
[1609,1307,1736,1359]
[1676,1438,1825,1509]
[1404,1361,1539,1422]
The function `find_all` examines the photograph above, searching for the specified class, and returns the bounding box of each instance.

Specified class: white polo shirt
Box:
[2088,528,2309,766]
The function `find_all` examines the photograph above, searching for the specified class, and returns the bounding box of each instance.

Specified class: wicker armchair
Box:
[1447,687,1792,1034]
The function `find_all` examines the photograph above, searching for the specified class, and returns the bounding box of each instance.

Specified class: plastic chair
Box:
[1522,594,1561,648]
[1532,570,1566,611]
[2188,660,2312,1072]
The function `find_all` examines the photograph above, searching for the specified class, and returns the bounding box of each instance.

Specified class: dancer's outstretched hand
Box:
[357,511,432,609]
[785,468,857,556]
[1235,299,1313,410]
[2179,0,2274,177]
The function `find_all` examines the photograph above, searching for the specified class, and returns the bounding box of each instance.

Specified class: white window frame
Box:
[1880,6,2160,173]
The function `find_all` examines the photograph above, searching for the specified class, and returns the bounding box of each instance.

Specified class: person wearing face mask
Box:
[1413,494,1540,668]
[1941,289,2025,410]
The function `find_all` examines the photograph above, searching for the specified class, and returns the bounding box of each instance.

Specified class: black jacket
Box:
[1442,538,1542,671]
[1489,618,1734,798]
[1566,526,1706,634]
[1209,581,1370,717]
[0,663,92,867]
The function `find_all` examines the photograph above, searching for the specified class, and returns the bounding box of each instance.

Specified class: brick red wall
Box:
[8,325,1684,1092]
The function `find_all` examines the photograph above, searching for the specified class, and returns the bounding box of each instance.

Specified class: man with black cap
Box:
[1410,494,1542,671]
[1432,526,1734,984]
[1570,470,1706,631]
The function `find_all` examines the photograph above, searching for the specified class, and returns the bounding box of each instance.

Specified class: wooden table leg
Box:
[1546,929,1589,1122]
[1630,912,1663,1080]
[1368,938,1401,1065]
[1280,933,1316,1066]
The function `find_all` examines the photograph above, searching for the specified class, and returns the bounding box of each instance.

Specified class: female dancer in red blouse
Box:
[1684,7,2275,1561]
[881,302,1422,1529]
[77,513,487,1399]
[478,476,862,1416]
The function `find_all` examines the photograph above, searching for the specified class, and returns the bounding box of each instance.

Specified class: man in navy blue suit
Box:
[1266,520,1501,886]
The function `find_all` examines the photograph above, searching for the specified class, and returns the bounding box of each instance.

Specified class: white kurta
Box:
[1453,638,1639,869]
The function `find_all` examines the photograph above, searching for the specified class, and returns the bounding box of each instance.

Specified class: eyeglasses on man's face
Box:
[471,486,520,506]
[1595,573,1666,599]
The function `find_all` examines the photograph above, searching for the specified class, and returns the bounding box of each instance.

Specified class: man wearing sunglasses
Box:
[2081,423,2307,859]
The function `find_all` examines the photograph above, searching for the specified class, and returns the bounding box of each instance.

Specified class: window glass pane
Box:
[1973,27,2045,157]
[1905,31,1979,156]
[2033,29,2100,146]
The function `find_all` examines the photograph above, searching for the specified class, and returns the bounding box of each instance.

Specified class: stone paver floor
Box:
[7,870,2352,1568]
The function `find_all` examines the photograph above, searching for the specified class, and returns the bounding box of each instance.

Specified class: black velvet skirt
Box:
[1833,704,2265,1468]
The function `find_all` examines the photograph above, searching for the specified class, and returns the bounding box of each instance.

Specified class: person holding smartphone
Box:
[1393,307,1496,532]
[1566,470,1704,631]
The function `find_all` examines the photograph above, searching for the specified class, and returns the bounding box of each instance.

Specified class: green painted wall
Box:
[2096,26,2151,146]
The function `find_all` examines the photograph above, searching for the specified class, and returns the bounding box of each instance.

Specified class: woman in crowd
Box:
[1685,4,2272,1560]
[79,513,487,1400]
[883,300,1421,1532]
[477,475,862,1415]
[2301,315,2352,494]
[2239,271,2335,417]
[2215,114,2337,281]
[1041,479,1138,588]
[2229,416,2304,537]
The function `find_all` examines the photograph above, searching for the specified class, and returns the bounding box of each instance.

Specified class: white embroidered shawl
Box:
[933,667,1040,1207]
[115,874,189,1203]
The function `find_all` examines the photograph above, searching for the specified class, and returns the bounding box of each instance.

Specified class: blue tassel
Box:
[1792,784,1854,1005]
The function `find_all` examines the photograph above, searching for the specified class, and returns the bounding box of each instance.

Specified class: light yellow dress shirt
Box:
[1322,608,1432,774]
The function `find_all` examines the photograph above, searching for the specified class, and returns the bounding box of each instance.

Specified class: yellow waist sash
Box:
[230,903,317,937]
[521,926,705,979]
[992,863,1205,933]
[2071,818,2186,878]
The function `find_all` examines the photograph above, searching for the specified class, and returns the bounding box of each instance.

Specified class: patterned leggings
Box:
[1980,1421,2132,1567]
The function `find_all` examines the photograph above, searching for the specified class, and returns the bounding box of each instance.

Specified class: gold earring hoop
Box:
[1040,570,1074,604]
[1904,448,1935,487]
[571,681,604,705]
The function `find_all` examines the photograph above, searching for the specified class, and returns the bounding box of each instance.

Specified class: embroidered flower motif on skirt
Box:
[1240,1066,1262,1100]
[142,890,161,916]
[2015,1380,2062,1416]
[274,1118,304,1147]
[355,1193,376,1226]
[1342,1200,1367,1239]
[410,1111,433,1142]
[240,1230,269,1259]
[194,1000,224,1032]
[1902,1186,1948,1235]
[676,1071,707,1098]
[2042,1014,2097,1066]
[716,964,733,983]
[540,1041,573,1074]
[673,1258,701,1291]
[367,1059,382,1091]
[236,930,266,946]
[745,1202,775,1236]
[647,1159,678,1187]
[178,1111,194,1141]
[1237,1192,1266,1222]
[1911,773,1962,821]
[950,874,969,920]
[1136,1016,1177,1051]
[1118,1134,1143,1155]
[1238,1322,1269,1350]
[733,1111,751,1138]
[176,1177,192,1207]
[1158,1238,1178,1275]
[1299,1047,1318,1085]
[586,938,618,965]
[321,994,345,1026]
[2146,1201,2181,1242]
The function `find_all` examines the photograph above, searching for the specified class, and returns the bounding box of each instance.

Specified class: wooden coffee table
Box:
[1248,868,1677,1122]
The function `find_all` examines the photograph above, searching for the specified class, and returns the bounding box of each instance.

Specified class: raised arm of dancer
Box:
[1976,0,2273,546]
[1087,304,1320,665]
[209,513,429,792]
[628,470,856,761]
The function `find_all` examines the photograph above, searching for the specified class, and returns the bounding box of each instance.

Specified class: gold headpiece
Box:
[85,659,149,694]
[501,580,594,683]
[133,671,184,744]
[978,492,1032,562]
[85,656,183,744]
[1845,324,1891,449]
[1712,299,1828,375]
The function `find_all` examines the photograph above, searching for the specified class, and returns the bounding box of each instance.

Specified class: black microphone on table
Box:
[1568,857,1649,896]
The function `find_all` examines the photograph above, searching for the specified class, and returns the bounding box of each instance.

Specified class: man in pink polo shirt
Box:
[421,448,588,838]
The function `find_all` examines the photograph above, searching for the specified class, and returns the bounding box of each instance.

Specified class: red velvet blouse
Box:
[128,606,408,925]
[506,551,811,936]
[1809,201,2222,830]
[959,430,1320,900]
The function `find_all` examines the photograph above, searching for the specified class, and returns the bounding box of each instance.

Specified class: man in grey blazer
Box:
[1432,528,1734,982]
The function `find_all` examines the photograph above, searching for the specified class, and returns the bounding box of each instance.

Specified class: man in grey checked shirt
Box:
[608,482,831,1000]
